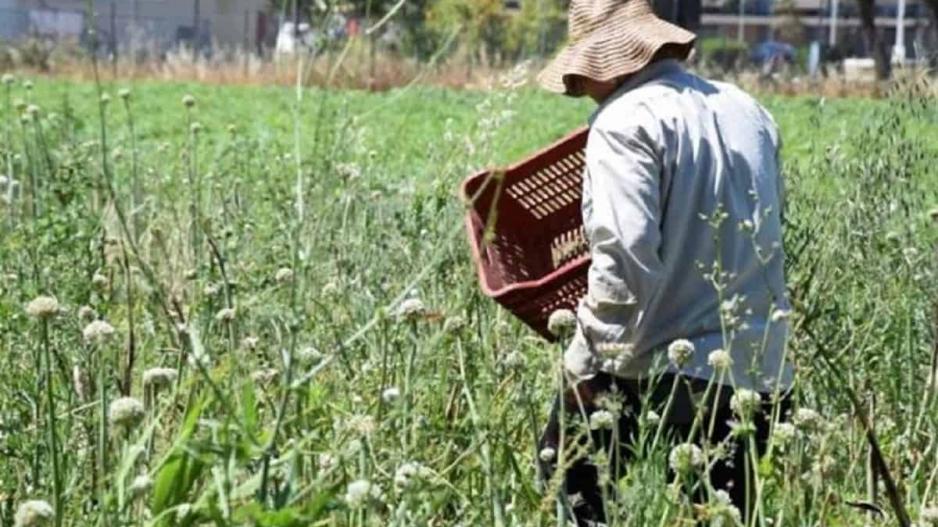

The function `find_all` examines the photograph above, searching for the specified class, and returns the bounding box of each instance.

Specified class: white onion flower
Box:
[77,305,97,321]
[215,307,236,322]
[381,386,400,404]
[344,479,378,508]
[667,339,695,367]
[92,272,108,288]
[502,350,525,370]
[83,319,116,343]
[668,443,704,475]
[336,162,361,180]
[729,389,762,420]
[395,298,426,320]
[710,489,742,526]
[348,414,376,435]
[547,309,576,337]
[772,422,797,446]
[108,397,145,428]
[14,499,54,527]
[394,462,428,489]
[707,349,733,371]
[792,408,822,432]
[713,489,732,506]
[644,410,661,426]
[275,267,294,284]
[251,368,279,384]
[321,281,339,297]
[589,409,615,430]
[317,453,337,472]
[142,367,178,389]
[296,346,322,365]
[538,447,557,462]
[25,296,59,319]
[128,474,152,499]
[443,315,467,333]
[596,342,633,361]
[920,505,938,525]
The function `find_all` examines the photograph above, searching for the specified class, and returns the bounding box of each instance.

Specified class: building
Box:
[0,0,275,52]
[699,0,934,60]
[1,0,933,61]
[703,0,932,17]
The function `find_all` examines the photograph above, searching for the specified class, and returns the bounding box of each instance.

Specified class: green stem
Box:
[748,433,767,527]
[97,346,109,523]
[41,320,62,527]
[186,108,201,269]
[651,374,681,452]
[121,97,141,241]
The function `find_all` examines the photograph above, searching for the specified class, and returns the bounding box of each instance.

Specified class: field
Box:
[0,72,936,526]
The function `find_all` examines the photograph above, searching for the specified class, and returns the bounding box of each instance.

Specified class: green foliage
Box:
[0,75,936,526]
[426,0,566,64]
[152,397,207,522]
[773,0,807,44]
[698,36,749,70]
[503,0,567,59]
[426,0,507,62]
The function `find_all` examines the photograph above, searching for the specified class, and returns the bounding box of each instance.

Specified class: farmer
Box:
[535,0,793,524]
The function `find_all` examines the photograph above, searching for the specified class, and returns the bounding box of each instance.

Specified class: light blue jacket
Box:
[564,59,793,393]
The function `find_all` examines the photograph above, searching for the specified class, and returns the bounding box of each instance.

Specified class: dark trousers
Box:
[537,372,790,526]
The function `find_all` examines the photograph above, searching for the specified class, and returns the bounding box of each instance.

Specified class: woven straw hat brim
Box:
[538,10,696,96]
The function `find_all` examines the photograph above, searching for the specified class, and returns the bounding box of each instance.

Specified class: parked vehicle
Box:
[750,40,795,67]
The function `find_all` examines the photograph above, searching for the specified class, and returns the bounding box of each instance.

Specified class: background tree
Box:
[855,0,891,80]
[924,0,938,65]
[775,0,807,44]
[426,0,507,67]
[425,0,566,66]
[924,0,938,22]
[503,0,567,60]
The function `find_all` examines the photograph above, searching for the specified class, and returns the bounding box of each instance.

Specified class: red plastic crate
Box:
[461,127,591,341]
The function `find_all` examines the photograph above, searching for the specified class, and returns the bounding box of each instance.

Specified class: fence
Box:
[1,0,936,65]
[0,2,280,56]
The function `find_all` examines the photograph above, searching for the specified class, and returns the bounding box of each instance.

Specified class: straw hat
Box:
[538,0,696,96]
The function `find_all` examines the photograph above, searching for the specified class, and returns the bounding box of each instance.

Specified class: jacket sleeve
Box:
[564,113,666,381]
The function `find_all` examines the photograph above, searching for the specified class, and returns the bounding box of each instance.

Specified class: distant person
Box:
[535,0,793,524]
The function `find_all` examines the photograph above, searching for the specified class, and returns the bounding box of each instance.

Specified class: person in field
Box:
[535,0,793,524]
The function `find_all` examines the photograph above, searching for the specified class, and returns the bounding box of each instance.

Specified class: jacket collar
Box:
[589,59,685,123]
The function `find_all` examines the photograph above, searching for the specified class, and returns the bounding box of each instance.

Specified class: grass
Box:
[20,79,935,174]
[0,71,936,526]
